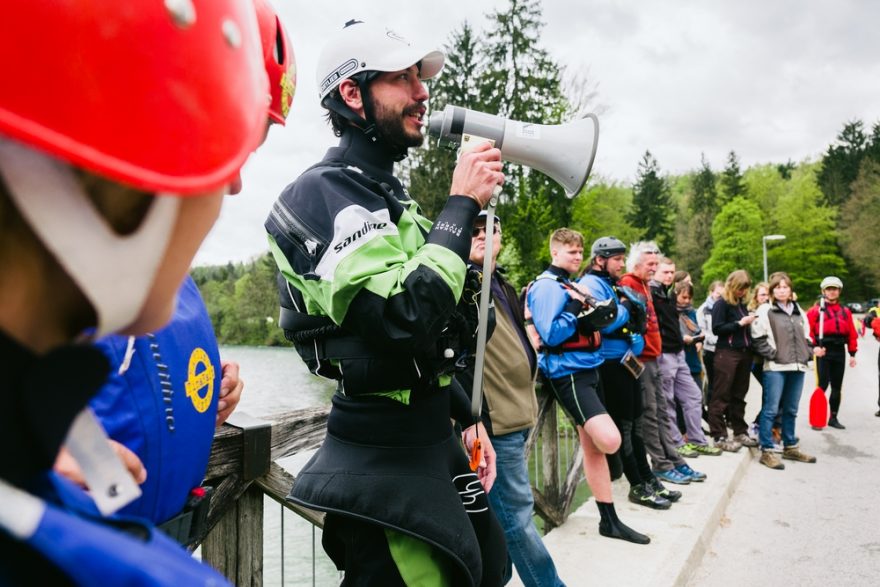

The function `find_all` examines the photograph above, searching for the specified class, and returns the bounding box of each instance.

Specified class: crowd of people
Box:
[2,5,876,586]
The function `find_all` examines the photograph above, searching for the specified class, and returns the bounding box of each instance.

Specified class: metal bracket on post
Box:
[225,412,271,482]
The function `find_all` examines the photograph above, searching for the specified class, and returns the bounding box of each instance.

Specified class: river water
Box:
[219,345,339,586]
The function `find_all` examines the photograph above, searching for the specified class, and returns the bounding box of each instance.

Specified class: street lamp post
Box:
[762,234,786,283]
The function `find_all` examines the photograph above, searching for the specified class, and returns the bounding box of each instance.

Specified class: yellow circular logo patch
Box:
[185,347,215,413]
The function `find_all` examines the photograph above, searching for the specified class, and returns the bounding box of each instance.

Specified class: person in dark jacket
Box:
[652,259,719,467]
[461,212,566,587]
[265,21,507,586]
[708,270,758,452]
[581,238,681,512]
[750,272,818,469]
[806,276,858,429]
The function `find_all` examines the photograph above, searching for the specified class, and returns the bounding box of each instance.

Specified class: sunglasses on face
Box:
[471,225,501,238]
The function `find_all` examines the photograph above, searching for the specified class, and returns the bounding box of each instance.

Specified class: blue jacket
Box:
[1,473,229,586]
[578,270,645,360]
[91,276,220,525]
[528,265,605,378]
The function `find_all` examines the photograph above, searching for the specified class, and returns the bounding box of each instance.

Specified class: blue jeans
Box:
[759,370,805,449]
[488,429,565,587]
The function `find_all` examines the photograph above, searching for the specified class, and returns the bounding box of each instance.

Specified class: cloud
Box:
[195,0,880,265]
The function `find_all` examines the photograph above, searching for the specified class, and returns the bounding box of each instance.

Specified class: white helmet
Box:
[316,20,444,103]
[820,276,843,290]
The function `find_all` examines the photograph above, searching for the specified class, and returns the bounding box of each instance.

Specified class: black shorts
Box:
[548,368,607,427]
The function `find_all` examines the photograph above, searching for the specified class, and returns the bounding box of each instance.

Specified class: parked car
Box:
[847,301,865,313]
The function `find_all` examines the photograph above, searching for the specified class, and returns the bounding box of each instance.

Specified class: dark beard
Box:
[367,94,424,153]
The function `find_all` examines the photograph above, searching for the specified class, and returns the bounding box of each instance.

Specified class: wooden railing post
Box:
[540,404,561,532]
[202,483,264,586]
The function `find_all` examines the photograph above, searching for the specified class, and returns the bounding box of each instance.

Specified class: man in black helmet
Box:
[580,237,682,510]
[265,20,507,587]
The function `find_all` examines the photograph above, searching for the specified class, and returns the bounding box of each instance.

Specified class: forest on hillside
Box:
[194,0,880,346]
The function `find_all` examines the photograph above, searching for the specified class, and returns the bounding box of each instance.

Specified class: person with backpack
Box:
[806,276,858,429]
[527,229,649,544]
[580,237,682,511]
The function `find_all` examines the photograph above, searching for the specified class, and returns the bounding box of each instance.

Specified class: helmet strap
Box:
[0,139,179,338]
[324,72,408,162]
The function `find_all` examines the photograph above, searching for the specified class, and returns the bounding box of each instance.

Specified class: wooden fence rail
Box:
[197,391,582,585]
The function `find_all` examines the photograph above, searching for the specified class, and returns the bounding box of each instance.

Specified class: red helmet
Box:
[255,0,296,125]
[0,0,269,194]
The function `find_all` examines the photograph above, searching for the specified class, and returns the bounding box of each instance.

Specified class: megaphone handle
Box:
[469,201,498,421]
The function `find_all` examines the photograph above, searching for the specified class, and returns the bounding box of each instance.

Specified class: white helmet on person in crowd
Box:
[820,276,844,291]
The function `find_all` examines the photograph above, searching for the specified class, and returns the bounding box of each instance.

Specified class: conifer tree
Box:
[719,150,747,204]
[627,150,675,254]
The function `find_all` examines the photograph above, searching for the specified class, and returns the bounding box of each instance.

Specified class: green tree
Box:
[691,154,718,216]
[627,150,674,254]
[570,179,640,253]
[817,119,869,208]
[719,150,747,205]
[406,21,487,219]
[700,197,763,288]
[677,156,718,288]
[839,158,880,293]
[744,164,788,219]
[481,0,580,280]
[770,166,846,297]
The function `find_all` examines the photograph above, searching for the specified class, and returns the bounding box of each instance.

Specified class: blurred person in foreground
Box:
[0,1,271,584]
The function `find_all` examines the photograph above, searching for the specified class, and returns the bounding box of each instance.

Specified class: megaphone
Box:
[426,105,599,198]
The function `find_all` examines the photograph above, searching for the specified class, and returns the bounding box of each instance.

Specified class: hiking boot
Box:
[690,442,722,456]
[628,483,672,510]
[828,416,846,429]
[676,443,699,458]
[648,476,682,502]
[715,438,742,452]
[675,463,707,482]
[759,450,785,470]
[875,410,880,417]
[733,433,758,448]
[653,468,691,485]
[782,445,817,463]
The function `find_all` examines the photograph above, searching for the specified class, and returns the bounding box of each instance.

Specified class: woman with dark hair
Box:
[708,270,758,452]
[750,272,817,469]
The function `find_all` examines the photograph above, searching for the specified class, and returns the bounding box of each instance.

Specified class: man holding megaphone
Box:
[265,20,508,587]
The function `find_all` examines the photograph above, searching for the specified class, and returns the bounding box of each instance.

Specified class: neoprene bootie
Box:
[596,501,650,545]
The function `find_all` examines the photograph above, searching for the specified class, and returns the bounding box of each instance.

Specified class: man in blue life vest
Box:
[527,228,649,544]
[266,20,508,587]
[579,237,683,511]
[0,0,273,584]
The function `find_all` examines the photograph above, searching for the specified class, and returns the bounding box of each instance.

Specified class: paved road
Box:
[688,333,880,586]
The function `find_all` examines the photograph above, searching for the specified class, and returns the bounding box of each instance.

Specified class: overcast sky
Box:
[195,0,880,266]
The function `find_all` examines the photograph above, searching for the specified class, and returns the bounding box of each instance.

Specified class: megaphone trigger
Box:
[458,133,496,159]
